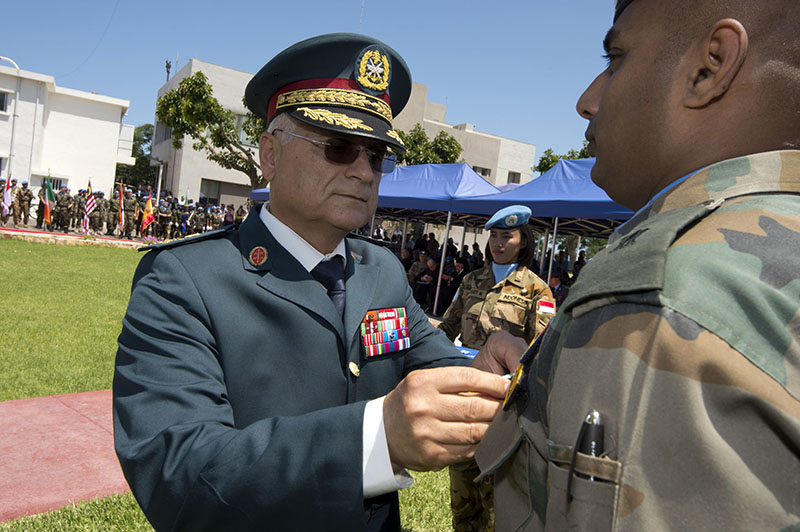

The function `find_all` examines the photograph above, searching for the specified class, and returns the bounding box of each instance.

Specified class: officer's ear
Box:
[682,18,748,109]
[259,131,281,184]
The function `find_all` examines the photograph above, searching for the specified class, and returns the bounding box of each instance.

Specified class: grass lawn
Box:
[0,239,455,531]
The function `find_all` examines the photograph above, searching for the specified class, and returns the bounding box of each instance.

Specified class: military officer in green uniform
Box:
[114,33,522,532]
[71,188,84,230]
[477,1,800,530]
[438,205,555,532]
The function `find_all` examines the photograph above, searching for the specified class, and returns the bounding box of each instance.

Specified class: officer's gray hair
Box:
[267,113,296,145]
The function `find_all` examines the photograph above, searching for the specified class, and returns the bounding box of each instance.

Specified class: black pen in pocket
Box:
[567,409,604,504]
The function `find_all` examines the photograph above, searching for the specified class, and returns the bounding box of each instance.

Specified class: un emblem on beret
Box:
[356,47,391,93]
[505,215,518,227]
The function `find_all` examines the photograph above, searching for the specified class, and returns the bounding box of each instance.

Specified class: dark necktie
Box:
[311,257,346,318]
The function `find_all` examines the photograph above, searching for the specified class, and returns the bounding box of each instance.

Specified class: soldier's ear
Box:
[682,18,748,109]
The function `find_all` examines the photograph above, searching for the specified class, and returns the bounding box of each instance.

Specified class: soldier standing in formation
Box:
[0,178,8,226]
[15,181,34,227]
[6,178,19,227]
[107,189,120,235]
[122,189,137,238]
[90,191,107,233]
[36,182,47,229]
[438,205,555,532]
[157,199,172,240]
[55,185,73,232]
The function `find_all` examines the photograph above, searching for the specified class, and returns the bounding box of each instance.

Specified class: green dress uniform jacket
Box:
[113,205,469,532]
[476,150,800,531]
[438,264,555,349]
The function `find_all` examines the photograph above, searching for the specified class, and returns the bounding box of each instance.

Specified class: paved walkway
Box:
[0,390,129,522]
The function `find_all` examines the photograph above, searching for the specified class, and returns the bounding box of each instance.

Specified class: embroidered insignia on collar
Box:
[356,47,391,93]
[249,246,268,266]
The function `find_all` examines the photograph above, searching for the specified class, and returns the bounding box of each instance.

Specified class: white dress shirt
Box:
[260,205,412,498]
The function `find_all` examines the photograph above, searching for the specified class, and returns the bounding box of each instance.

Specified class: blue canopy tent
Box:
[451,158,633,281]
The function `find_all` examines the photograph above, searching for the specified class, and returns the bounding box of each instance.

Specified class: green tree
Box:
[155,71,266,188]
[533,140,590,175]
[396,124,463,165]
[115,124,158,188]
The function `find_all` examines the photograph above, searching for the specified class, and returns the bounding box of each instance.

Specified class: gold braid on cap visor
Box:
[276,88,393,123]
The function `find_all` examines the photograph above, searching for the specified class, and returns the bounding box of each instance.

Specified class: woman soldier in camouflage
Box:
[438,205,556,532]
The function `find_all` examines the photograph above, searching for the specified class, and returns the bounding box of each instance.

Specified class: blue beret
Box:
[22,181,28,185]
[485,205,531,230]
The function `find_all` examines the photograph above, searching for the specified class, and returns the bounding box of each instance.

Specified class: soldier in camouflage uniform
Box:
[90,191,106,233]
[476,1,800,530]
[122,189,137,238]
[15,181,34,227]
[55,185,73,232]
[154,200,170,240]
[72,189,85,230]
[439,205,555,532]
[193,206,206,234]
[107,189,120,235]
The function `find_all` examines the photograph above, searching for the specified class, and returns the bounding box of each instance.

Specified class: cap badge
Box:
[356,47,391,93]
[505,214,518,227]
[249,246,268,267]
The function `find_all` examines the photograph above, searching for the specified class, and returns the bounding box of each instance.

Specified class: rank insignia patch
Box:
[249,246,268,267]
[355,47,391,93]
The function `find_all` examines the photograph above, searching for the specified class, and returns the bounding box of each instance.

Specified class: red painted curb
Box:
[0,390,130,522]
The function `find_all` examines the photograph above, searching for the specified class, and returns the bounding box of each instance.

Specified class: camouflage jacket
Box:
[476,150,800,531]
[438,264,555,349]
[55,192,73,211]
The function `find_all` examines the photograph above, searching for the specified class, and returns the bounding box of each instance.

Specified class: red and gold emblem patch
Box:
[249,246,268,267]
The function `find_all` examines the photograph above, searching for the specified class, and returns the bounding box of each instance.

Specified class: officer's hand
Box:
[383,367,508,472]
[471,330,528,375]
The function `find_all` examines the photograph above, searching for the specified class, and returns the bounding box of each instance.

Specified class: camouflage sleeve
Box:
[437,273,472,342]
[525,282,555,345]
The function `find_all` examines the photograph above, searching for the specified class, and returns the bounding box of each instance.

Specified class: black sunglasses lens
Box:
[324,139,359,164]
[378,153,397,173]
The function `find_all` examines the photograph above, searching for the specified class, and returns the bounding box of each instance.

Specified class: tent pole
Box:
[401,217,409,249]
[540,229,549,274]
[369,214,376,237]
[433,211,452,316]
[546,217,560,285]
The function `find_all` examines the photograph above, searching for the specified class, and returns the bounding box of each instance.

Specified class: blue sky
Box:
[4,0,612,160]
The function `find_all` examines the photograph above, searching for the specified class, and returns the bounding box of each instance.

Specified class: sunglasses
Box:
[273,129,397,174]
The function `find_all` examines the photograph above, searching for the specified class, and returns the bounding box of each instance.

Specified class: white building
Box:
[152,59,537,208]
[0,62,134,198]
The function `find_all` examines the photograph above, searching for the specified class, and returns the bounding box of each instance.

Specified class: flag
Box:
[82,181,96,233]
[140,192,155,233]
[43,179,56,224]
[117,181,124,232]
[2,176,10,217]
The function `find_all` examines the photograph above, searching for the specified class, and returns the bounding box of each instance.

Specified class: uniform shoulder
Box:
[138,225,236,252]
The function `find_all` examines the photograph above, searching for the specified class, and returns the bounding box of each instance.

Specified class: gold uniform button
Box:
[349,361,360,377]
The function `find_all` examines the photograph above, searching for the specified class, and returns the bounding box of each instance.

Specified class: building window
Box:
[473,166,491,178]
[0,91,9,113]
[236,115,257,147]
[508,171,521,184]
[155,121,173,143]
[200,178,220,206]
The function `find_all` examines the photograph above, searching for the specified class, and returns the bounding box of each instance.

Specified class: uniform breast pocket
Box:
[543,441,621,532]
[492,297,530,336]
